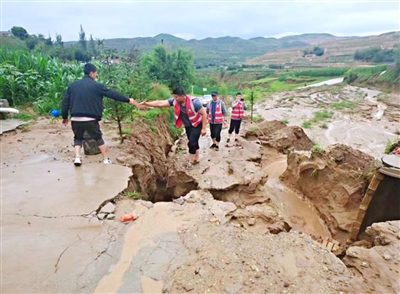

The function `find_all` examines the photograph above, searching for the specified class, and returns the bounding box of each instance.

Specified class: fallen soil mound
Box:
[244,120,314,152]
[280,144,375,243]
[162,190,354,294]
[342,221,400,294]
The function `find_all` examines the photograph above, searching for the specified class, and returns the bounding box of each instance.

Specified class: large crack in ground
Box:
[75,225,118,292]
[55,240,80,273]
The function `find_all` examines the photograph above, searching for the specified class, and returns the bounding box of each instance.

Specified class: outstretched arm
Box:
[97,83,130,103]
[141,100,171,108]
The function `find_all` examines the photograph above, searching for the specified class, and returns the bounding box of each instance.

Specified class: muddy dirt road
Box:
[256,84,399,158]
[1,83,399,293]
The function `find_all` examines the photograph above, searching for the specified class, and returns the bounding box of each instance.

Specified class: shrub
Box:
[384,139,400,154]
[311,144,325,154]
[312,110,333,122]
[302,121,311,128]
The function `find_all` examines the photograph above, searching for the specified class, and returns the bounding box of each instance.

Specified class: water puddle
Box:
[21,154,54,165]
[263,158,331,240]
[297,77,344,89]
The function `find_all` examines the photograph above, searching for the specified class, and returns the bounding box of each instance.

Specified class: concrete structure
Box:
[2,162,132,293]
[349,155,400,241]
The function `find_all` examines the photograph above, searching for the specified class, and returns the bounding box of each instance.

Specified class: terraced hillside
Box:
[247,31,399,67]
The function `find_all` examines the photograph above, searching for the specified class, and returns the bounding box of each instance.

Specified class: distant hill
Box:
[4,31,398,68]
[247,31,400,67]
[66,33,347,66]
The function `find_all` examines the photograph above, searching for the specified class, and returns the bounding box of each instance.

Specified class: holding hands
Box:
[129,98,143,109]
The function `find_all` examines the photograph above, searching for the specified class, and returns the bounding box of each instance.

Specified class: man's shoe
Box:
[214,145,219,151]
[209,143,217,149]
[103,158,112,164]
[187,162,194,169]
[74,157,82,166]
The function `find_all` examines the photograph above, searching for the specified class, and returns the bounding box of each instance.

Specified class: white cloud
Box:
[1,1,399,41]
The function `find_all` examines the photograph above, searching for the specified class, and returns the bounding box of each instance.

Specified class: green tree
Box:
[354,47,394,62]
[313,46,324,56]
[141,45,194,90]
[244,87,261,122]
[168,48,195,90]
[55,34,63,46]
[11,26,28,40]
[79,25,87,51]
[131,62,153,103]
[101,60,137,143]
[44,35,53,46]
[25,35,39,50]
[88,34,97,58]
[74,46,90,62]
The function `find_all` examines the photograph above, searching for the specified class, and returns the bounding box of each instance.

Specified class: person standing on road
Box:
[140,87,207,169]
[61,63,141,166]
[206,91,227,151]
[227,92,247,143]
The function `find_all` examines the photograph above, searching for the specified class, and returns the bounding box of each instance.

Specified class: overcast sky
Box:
[1,0,399,41]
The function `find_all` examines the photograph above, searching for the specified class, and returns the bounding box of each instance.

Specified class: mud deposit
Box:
[1,84,399,293]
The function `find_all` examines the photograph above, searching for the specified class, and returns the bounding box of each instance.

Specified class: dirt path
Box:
[1,83,399,293]
[256,85,398,158]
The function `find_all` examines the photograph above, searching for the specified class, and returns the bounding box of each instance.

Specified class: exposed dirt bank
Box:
[1,82,399,293]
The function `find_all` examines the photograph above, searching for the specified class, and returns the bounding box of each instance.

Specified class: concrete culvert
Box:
[349,154,400,242]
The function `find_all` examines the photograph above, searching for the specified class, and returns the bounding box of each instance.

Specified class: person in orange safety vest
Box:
[140,87,207,169]
[227,92,247,143]
[206,91,227,151]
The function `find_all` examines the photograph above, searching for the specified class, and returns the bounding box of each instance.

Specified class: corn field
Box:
[0,49,85,114]
[1,46,195,118]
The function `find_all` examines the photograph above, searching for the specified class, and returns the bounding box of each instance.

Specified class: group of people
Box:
[61,63,246,168]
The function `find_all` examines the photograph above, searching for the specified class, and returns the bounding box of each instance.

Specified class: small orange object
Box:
[120,213,137,222]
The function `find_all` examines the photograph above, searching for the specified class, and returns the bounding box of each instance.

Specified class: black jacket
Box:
[61,75,129,120]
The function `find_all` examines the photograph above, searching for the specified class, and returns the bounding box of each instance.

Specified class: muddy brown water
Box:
[256,85,398,158]
[263,158,332,240]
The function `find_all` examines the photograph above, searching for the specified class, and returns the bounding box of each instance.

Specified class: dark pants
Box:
[185,124,202,155]
[210,123,222,142]
[71,120,105,147]
[228,119,242,134]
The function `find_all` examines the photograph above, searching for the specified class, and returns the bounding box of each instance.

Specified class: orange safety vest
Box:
[173,96,202,128]
[231,101,244,120]
[207,100,223,124]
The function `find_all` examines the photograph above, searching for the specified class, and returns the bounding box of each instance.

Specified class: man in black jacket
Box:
[62,63,140,166]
